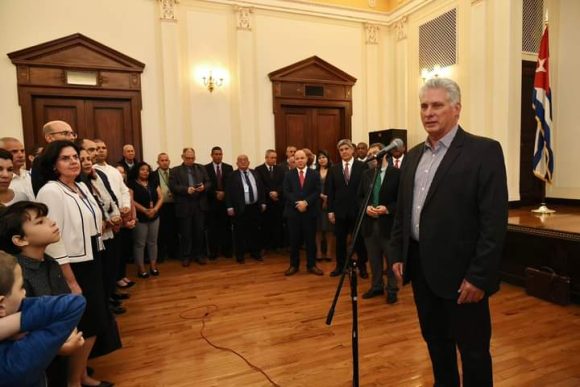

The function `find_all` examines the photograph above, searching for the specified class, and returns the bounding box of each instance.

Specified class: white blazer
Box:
[37,180,103,264]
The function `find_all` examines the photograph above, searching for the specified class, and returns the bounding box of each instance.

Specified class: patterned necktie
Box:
[372,170,382,206]
[216,164,223,190]
[243,171,255,203]
[299,169,305,188]
[394,158,399,168]
[344,162,350,185]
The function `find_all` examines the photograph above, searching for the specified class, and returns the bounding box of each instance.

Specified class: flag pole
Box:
[532,11,555,215]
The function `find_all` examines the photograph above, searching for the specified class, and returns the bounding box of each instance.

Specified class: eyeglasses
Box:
[50,130,78,139]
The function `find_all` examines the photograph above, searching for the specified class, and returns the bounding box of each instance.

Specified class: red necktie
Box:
[344,162,350,184]
[299,170,305,188]
[216,165,223,190]
[394,159,399,168]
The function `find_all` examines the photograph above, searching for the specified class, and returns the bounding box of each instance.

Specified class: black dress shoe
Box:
[386,292,398,304]
[81,381,114,387]
[111,293,130,300]
[284,266,299,276]
[109,298,121,307]
[137,272,150,279]
[110,305,126,315]
[116,281,134,289]
[330,268,343,277]
[182,260,191,267]
[359,267,369,279]
[307,266,324,276]
[150,268,160,276]
[362,288,384,299]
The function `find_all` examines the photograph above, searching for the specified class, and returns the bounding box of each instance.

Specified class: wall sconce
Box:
[202,71,223,93]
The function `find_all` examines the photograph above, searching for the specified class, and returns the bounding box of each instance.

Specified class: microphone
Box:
[365,138,405,162]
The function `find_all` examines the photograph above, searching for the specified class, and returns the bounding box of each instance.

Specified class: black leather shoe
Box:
[330,268,343,277]
[359,266,369,279]
[181,260,191,267]
[110,305,126,315]
[150,268,160,276]
[137,272,149,279]
[362,288,384,299]
[386,292,398,304]
[307,266,324,276]
[285,266,298,276]
[111,293,130,300]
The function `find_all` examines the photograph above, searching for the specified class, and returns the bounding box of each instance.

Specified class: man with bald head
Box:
[169,147,210,267]
[31,120,78,194]
[226,154,266,264]
[0,137,34,200]
[118,144,138,174]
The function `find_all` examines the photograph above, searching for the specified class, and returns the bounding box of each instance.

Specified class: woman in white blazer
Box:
[36,141,114,387]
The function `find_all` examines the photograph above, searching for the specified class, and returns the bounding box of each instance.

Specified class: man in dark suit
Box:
[326,139,368,278]
[117,144,138,174]
[255,149,285,252]
[204,146,233,259]
[283,150,323,276]
[169,147,210,267]
[358,143,400,303]
[226,154,266,263]
[278,145,296,170]
[390,78,508,386]
[150,152,179,261]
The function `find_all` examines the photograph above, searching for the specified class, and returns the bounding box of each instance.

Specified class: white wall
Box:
[1,0,579,199]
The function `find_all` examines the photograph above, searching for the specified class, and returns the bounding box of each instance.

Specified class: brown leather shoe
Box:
[285,266,299,276]
[307,266,324,276]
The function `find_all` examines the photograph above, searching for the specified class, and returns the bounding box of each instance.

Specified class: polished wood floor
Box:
[91,254,580,387]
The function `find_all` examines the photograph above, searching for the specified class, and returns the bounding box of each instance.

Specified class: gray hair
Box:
[337,139,354,150]
[420,78,461,105]
[369,142,384,150]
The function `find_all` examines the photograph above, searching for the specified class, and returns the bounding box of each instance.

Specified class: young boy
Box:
[0,251,86,387]
[0,201,83,386]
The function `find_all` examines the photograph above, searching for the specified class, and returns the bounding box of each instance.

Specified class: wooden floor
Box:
[91,254,580,387]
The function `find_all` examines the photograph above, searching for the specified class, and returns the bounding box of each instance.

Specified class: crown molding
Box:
[185,0,433,26]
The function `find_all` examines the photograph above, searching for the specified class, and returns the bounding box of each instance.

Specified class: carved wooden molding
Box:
[235,6,253,31]
[365,23,380,44]
[392,16,408,41]
[159,0,178,22]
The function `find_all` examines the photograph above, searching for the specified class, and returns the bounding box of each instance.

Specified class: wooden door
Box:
[32,96,136,164]
[280,106,344,163]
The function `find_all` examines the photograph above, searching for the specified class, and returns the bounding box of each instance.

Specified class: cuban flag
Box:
[532,25,554,183]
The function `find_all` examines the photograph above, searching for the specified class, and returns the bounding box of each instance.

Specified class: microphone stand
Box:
[326,156,382,387]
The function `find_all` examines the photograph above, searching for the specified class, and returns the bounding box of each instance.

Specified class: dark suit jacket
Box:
[168,163,210,216]
[390,127,508,299]
[255,163,285,205]
[358,166,400,238]
[117,158,139,174]
[225,169,265,215]
[326,159,368,219]
[148,168,164,189]
[204,162,233,204]
[283,168,321,218]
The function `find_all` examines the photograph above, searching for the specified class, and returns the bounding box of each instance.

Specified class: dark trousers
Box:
[288,215,317,269]
[158,202,179,260]
[334,214,368,269]
[232,204,261,259]
[103,237,119,298]
[408,240,493,387]
[178,212,205,262]
[261,201,284,250]
[207,201,232,257]
[363,221,397,293]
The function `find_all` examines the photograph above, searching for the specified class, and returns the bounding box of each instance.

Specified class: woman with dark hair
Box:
[35,140,114,387]
[128,161,163,278]
[315,150,333,261]
[0,149,28,207]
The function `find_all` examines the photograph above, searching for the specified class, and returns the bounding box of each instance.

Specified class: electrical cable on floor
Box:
[179,305,281,387]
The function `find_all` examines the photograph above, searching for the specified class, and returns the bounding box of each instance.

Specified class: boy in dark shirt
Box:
[0,201,83,386]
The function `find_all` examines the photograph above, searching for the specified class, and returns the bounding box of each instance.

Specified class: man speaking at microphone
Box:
[390,78,508,386]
